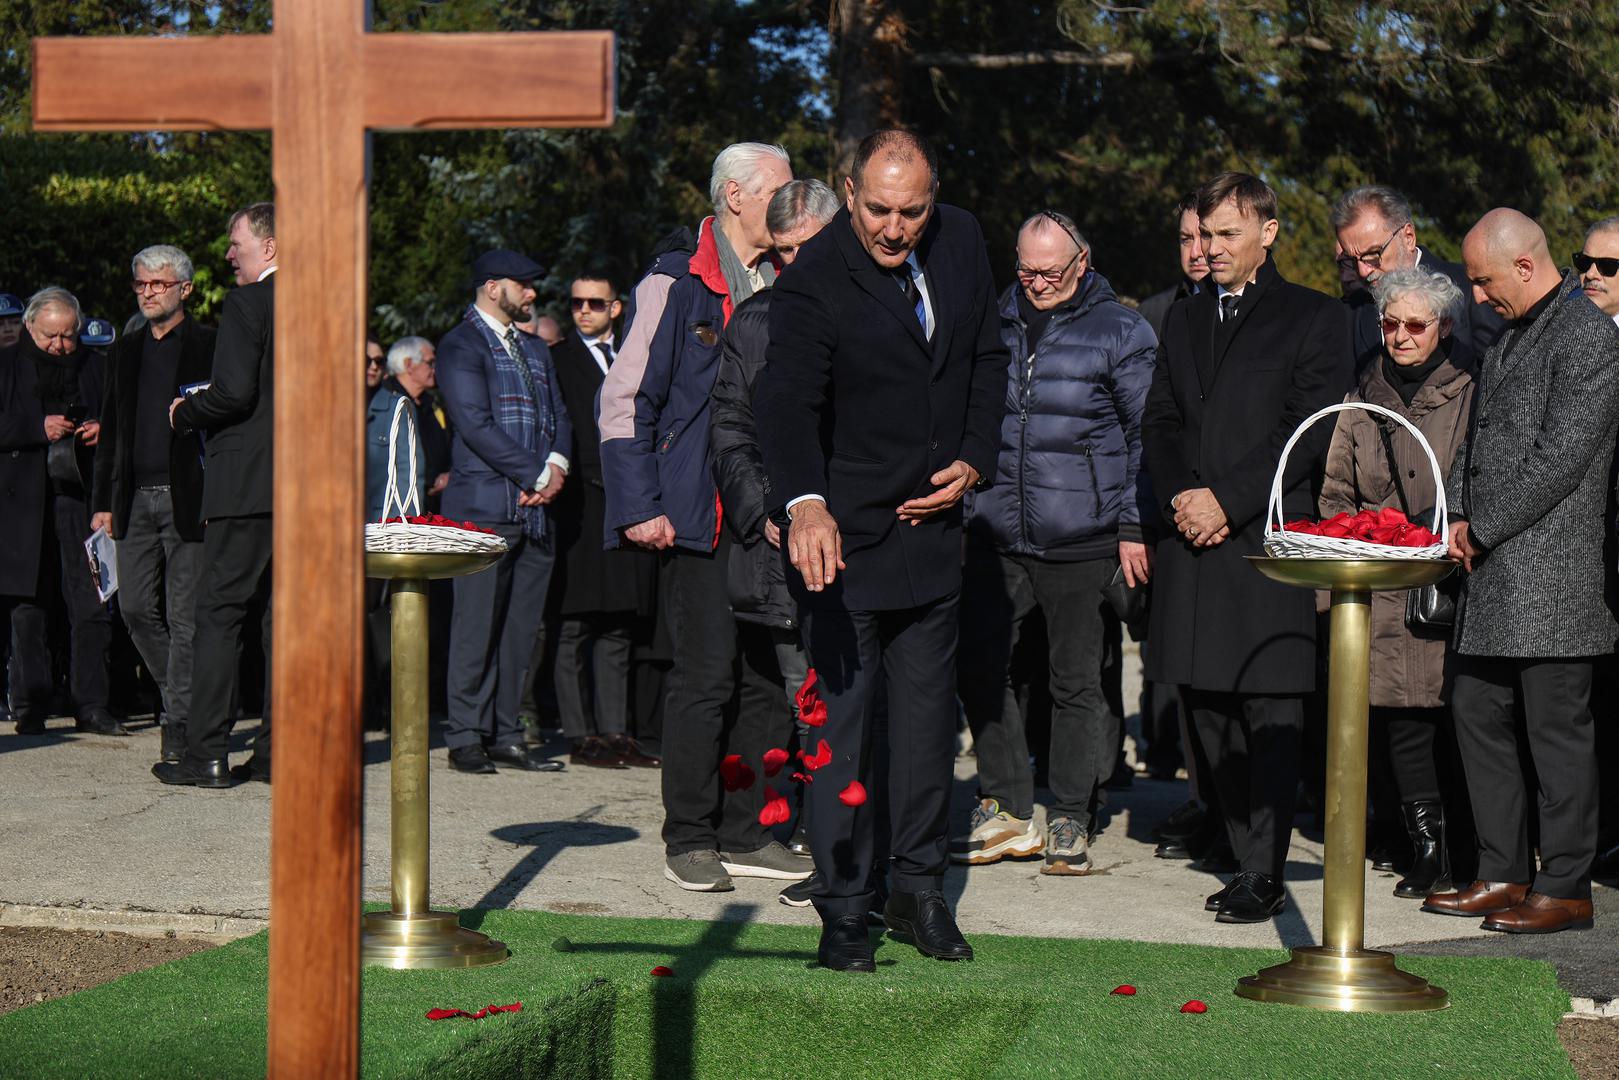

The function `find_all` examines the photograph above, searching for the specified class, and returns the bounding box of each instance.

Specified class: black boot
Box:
[1393,800,1449,899]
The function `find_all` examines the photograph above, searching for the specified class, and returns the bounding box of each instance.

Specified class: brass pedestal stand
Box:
[361,550,508,969]
[1238,557,1457,1013]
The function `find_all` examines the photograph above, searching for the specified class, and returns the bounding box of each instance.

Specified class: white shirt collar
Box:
[580,330,614,350]
[256,265,277,283]
[474,303,513,339]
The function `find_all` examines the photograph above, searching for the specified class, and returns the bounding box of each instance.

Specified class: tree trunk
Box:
[830,0,905,180]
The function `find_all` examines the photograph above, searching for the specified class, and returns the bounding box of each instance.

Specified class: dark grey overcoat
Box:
[1445,273,1619,658]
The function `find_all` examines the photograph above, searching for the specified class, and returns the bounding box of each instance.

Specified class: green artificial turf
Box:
[0,906,1574,1080]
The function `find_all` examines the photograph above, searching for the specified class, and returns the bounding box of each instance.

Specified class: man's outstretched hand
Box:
[897,460,980,525]
[788,500,845,592]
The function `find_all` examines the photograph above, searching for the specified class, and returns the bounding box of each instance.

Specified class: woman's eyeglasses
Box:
[1380,315,1438,337]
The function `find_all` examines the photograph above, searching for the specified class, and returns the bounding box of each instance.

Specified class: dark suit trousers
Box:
[554,615,632,738]
[187,515,273,762]
[801,593,959,918]
[445,524,554,750]
[1183,689,1303,879]
[52,494,112,715]
[1451,656,1598,899]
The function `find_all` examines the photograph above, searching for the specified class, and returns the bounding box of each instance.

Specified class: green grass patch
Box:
[0,906,1573,1079]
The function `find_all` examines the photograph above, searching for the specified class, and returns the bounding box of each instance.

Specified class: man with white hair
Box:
[0,286,120,736]
[383,336,450,500]
[600,140,796,892]
[91,246,217,763]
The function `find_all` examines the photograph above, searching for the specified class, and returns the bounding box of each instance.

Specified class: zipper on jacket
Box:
[1080,442,1101,518]
[1016,336,1034,548]
[658,428,677,454]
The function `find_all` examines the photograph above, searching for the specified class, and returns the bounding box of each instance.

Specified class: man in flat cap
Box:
[435,249,573,774]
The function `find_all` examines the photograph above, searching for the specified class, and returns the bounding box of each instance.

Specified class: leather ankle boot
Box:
[1394,800,1449,899]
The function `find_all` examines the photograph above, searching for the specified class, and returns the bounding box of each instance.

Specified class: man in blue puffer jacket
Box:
[952,211,1158,877]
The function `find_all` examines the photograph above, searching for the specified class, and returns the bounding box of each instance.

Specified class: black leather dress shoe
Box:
[817,914,875,972]
[13,716,47,736]
[884,889,974,960]
[1215,871,1286,923]
[76,710,130,736]
[448,745,497,774]
[152,757,233,788]
[1156,838,1193,860]
[487,743,565,772]
[1204,878,1237,911]
[230,756,270,784]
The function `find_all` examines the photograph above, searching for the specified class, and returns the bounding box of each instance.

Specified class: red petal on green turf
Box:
[651,966,674,977]
[838,780,867,807]
[1180,1000,1207,1013]
[1111,985,1136,996]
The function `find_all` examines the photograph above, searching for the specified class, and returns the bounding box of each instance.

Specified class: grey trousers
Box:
[116,487,203,724]
[444,524,554,750]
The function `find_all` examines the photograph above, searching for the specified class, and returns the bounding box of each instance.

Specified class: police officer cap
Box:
[81,318,116,346]
[0,293,23,318]
[471,249,545,286]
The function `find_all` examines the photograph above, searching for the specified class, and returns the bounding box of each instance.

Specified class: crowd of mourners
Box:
[4,128,1619,967]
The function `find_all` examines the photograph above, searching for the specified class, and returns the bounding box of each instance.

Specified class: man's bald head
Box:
[1462,207,1562,321]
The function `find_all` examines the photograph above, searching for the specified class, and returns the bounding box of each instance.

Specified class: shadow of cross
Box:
[30,9,613,1076]
[474,816,642,911]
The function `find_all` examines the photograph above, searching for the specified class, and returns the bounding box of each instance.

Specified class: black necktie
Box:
[1219,293,1239,323]
[504,327,540,405]
[894,266,924,329]
[595,341,615,369]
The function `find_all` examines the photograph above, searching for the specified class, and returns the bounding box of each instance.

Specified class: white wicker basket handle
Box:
[379,394,421,523]
[1266,401,1448,539]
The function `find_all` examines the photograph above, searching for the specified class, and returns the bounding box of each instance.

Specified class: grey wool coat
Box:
[1445,273,1619,658]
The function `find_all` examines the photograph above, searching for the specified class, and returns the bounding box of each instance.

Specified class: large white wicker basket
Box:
[1262,401,1449,560]
[363,395,507,556]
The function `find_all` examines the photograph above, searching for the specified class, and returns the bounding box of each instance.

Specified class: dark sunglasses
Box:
[1573,252,1619,277]
[570,296,611,312]
[1380,315,1439,337]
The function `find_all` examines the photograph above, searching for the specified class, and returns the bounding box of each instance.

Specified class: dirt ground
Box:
[0,925,1616,1074]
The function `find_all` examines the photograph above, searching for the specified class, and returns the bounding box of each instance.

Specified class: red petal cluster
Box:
[379,513,498,535]
[1180,1000,1208,1014]
[838,780,867,807]
[650,966,675,977]
[719,754,756,792]
[762,748,790,777]
[1111,985,1137,996]
[759,785,791,826]
[425,1002,523,1021]
[795,669,828,727]
[1282,507,1439,547]
[799,739,833,772]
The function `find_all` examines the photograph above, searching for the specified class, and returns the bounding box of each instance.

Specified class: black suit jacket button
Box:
[1478,416,1489,428]
[930,440,939,451]
[1469,466,1480,477]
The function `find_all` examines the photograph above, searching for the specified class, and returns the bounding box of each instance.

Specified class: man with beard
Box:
[435,249,572,775]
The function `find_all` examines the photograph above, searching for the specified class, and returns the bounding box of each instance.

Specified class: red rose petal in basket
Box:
[762,748,790,777]
[651,966,675,977]
[802,739,833,772]
[1180,1000,1208,1014]
[1111,984,1137,996]
[719,754,755,792]
[838,780,867,807]
[1283,518,1318,535]
[759,785,791,826]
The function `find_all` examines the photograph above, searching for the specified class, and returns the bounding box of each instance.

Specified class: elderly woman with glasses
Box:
[1319,267,1477,900]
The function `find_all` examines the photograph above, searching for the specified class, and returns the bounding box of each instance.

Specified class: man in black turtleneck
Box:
[0,287,120,736]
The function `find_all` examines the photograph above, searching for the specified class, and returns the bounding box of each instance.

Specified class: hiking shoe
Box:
[720,840,813,881]
[779,870,821,907]
[664,850,735,892]
[949,798,1042,865]
[1041,815,1092,876]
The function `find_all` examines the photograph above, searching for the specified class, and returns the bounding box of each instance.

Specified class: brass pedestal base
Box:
[359,910,508,970]
[1236,946,1448,1013]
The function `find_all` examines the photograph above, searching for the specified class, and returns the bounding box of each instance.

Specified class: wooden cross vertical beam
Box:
[32,14,614,1078]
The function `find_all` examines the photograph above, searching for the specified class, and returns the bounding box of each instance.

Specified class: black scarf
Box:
[20,332,86,417]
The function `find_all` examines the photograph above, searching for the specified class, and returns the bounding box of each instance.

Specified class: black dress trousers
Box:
[186,515,273,762]
[1182,689,1304,879]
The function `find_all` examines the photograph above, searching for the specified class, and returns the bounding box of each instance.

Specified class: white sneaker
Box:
[948,798,1043,864]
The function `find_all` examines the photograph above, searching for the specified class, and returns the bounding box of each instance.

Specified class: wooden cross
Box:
[32,7,613,1075]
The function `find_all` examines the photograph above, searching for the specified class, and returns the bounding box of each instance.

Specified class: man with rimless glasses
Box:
[1575,218,1619,326]
[1332,185,1505,371]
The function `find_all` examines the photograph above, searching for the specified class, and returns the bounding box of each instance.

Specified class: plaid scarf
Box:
[463,305,557,538]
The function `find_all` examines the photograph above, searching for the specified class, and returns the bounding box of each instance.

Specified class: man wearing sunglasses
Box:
[1575,218,1619,325]
[1331,185,1504,371]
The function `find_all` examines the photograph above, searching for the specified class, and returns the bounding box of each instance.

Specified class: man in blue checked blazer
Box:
[435,249,572,775]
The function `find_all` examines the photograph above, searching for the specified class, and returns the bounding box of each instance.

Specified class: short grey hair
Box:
[1331,185,1414,232]
[131,244,194,281]
[709,142,790,216]
[1017,210,1089,254]
[386,336,433,376]
[23,286,82,329]
[1372,268,1463,324]
[1584,215,1619,243]
[766,179,839,236]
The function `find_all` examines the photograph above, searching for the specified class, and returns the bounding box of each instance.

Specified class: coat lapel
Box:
[1188,286,1218,394]
[1210,256,1279,382]
[834,209,933,358]
[1479,274,1578,406]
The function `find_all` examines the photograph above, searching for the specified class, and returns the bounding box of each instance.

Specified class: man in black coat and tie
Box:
[155,202,277,788]
[1142,172,1353,923]
[755,130,1009,972]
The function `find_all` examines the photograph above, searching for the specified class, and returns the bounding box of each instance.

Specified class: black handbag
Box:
[1101,562,1149,641]
[1373,418,1456,638]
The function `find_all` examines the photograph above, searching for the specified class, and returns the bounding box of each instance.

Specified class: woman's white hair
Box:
[1372,268,1463,325]
[386,336,433,376]
[23,286,82,330]
[709,142,790,216]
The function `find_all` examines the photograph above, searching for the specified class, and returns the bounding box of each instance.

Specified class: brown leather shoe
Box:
[1421,879,1529,917]
[606,733,661,768]
[569,736,629,769]
[1481,892,1594,934]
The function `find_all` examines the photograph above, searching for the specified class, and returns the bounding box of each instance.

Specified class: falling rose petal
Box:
[762,748,790,777]
[1111,985,1136,996]
[790,771,814,785]
[794,668,820,710]
[1180,1000,1207,1014]
[838,780,867,807]
[651,965,675,977]
[803,739,833,771]
[719,754,756,792]
[802,699,828,728]
[760,785,792,826]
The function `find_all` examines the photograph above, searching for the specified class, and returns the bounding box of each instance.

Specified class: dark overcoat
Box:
[1141,256,1353,693]
[754,204,1010,612]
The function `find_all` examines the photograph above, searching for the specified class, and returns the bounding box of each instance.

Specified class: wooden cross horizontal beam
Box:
[33,31,614,131]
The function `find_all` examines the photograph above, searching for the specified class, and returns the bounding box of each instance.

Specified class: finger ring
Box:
[1188,527,1199,537]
